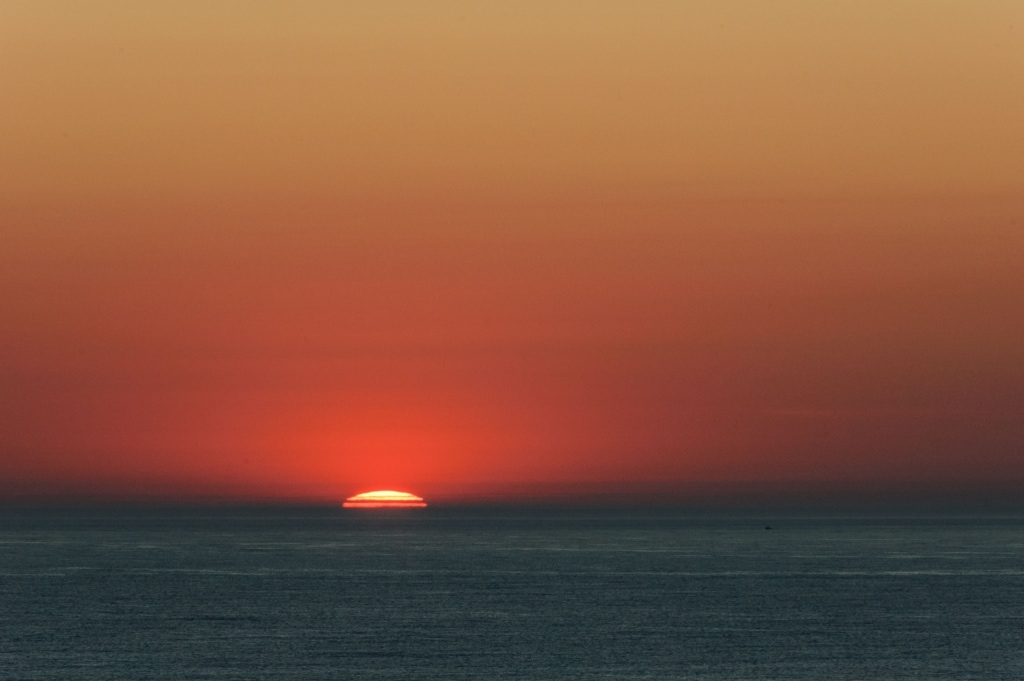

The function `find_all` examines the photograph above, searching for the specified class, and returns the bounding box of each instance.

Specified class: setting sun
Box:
[342,490,427,509]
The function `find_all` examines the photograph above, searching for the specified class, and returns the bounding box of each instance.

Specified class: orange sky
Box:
[2,2,1023,504]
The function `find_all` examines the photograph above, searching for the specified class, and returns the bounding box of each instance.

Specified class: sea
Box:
[1,507,1022,680]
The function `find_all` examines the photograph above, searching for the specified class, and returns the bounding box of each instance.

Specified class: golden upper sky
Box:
[3,1,1023,203]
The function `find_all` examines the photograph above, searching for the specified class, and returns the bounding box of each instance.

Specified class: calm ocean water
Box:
[1,508,1022,680]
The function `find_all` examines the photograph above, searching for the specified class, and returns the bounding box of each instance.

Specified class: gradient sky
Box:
[2,2,1023,503]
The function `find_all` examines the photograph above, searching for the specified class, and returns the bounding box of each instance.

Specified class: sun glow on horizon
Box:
[343,490,427,509]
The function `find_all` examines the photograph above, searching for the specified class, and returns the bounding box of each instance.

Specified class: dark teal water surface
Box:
[2,508,1022,679]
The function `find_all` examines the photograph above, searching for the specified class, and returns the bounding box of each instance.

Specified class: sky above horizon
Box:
[2,2,1023,503]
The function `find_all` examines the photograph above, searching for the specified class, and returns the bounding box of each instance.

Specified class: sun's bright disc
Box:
[343,490,427,509]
